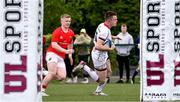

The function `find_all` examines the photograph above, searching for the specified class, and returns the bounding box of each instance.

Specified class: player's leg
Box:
[41,62,57,96]
[94,69,108,96]
[42,53,58,84]
[106,59,112,83]
[73,61,99,82]
[73,60,108,95]
[131,65,140,84]
[42,62,57,85]
[41,52,61,96]
[79,55,89,84]
[91,59,109,96]
[56,60,67,81]
[83,63,99,82]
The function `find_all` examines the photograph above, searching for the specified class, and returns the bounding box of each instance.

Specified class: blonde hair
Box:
[61,14,71,19]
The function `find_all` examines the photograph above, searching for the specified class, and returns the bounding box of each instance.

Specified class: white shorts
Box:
[91,50,108,71]
[46,52,66,69]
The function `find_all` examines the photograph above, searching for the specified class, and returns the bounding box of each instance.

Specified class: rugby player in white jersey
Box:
[73,11,118,96]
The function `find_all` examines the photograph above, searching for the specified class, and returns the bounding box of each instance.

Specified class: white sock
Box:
[42,88,45,92]
[95,78,108,93]
[83,65,99,81]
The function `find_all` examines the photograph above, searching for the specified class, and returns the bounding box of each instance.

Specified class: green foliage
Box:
[45,33,52,44]
[44,0,140,38]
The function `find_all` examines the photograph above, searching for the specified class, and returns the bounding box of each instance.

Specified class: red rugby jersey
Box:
[47,27,74,59]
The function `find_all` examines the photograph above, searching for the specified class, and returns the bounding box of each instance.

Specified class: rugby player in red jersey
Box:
[42,14,74,96]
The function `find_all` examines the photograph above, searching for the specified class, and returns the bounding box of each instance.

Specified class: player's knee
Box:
[108,70,112,74]
[48,72,56,77]
[99,80,105,85]
[97,79,105,84]
[57,75,66,81]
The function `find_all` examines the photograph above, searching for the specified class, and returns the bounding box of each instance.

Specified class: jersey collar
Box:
[104,22,111,29]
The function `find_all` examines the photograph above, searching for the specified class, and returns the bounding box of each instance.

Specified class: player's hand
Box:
[69,49,74,54]
[117,36,122,40]
[110,44,115,50]
[66,49,74,54]
[113,35,121,40]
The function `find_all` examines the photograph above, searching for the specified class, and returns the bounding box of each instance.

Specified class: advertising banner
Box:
[0,0,43,102]
[140,0,180,101]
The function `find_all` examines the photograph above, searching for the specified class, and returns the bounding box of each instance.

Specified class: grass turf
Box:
[43,80,140,102]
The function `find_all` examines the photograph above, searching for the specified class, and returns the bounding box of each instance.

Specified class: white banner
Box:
[0,0,43,102]
[140,0,180,101]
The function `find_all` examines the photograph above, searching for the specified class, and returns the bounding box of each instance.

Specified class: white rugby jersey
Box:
[114,32,134,56]
[92,23,112,66]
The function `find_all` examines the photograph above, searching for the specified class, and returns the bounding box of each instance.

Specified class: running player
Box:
[73,11,118,96]
[41,14,74,96]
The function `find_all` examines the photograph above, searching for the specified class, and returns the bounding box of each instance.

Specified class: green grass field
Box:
[43,79,140,102]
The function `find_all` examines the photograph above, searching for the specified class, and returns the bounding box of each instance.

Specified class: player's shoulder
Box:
[53,27,61,32]
[68,28,75,35]
[68,28,74,33]
[97,23,110,34]
[52,27,61,35]
[98,23,109,30]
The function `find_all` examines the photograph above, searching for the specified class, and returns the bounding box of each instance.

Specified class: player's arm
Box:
[95,38,115,51]
[112,35,121,40]
[51,29,73,54]
[51,42,73,54]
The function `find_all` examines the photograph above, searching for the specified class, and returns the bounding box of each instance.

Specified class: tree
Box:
[44,0,140,38]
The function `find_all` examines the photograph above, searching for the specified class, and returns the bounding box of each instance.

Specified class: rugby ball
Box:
[103,39,112,48]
